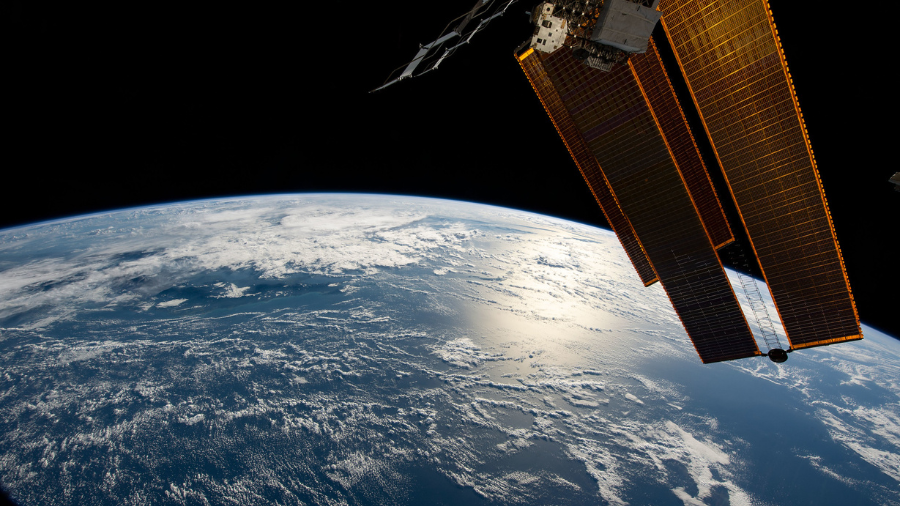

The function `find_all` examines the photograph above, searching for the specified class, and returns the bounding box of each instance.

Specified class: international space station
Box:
[375,0,862,364]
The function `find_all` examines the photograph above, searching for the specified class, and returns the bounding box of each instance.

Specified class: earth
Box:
[0,194,897,506]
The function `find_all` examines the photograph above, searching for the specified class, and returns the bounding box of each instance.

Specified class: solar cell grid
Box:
[517,49,659,287]
[659,0,862,349]
[629,39,733,249]
[537,48,759,363]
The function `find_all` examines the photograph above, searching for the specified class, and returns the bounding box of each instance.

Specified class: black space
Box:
[5,0,896,339]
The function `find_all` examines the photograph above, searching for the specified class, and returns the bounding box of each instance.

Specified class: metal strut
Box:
[371,0,520,92]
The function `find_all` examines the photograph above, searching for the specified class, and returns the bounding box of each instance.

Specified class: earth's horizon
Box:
[0,193,897,505]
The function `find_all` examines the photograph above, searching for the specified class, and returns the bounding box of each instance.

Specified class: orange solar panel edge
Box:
[643,276,660,287]
[791,334,863,351]
[516,49,660,287]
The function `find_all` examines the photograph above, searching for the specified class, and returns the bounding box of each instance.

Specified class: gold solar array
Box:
[528,47,760,363]
[629,39,734,251]
[659,0,862,348]
[518,49,658,287]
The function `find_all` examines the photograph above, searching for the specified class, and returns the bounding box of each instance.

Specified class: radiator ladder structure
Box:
[728,247,783,353]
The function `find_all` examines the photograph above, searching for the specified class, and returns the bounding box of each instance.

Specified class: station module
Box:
[375,0,862,364]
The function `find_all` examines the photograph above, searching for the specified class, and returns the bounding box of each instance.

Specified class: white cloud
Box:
[214,283,252,298]
[156,299,188,308]
[0,195,894,505]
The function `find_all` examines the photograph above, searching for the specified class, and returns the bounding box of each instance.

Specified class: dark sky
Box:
[5,1,895,336]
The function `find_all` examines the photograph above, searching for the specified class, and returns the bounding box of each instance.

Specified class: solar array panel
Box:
[659,0,862,349]
[629,39,734,251]
[518,49,658,287]
[522,47,760,363]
